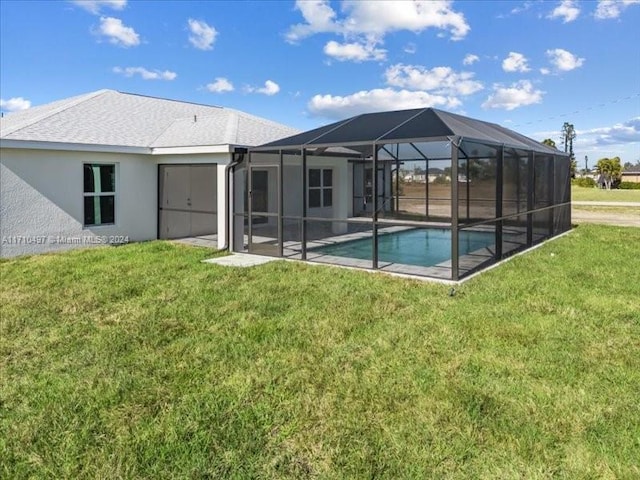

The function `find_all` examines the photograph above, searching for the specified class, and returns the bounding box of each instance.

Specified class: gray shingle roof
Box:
[1,89,298,149]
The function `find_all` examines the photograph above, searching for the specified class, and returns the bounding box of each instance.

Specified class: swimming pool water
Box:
[314,228,495,267]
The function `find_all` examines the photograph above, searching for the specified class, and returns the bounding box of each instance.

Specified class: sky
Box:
[1,0,639,165]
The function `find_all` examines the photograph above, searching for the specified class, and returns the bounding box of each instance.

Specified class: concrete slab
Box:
[172,235,218,248]
[203,253,278,267]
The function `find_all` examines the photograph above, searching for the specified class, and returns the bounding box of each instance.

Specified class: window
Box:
[84,164,116,226]
[308,168,332,208]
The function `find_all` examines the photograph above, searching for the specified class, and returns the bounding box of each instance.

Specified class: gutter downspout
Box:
[222,147,247,250]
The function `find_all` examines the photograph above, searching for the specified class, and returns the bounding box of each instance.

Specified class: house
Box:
[0,89,298,257]
[404,172,426,183]
[403,168,447,184]
[2,94,572,282]
[621,167,640,183]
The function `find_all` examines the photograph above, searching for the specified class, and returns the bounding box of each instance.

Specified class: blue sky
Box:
[1,0,639,164]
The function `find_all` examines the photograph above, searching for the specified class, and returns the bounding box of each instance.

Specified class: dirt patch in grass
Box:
[572,205,640,227]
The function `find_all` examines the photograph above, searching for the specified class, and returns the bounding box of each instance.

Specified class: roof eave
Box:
[150,145,234,155]
[251,135,454,152]
[0,139,150,154]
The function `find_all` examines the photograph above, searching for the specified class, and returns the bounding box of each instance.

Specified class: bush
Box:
[432,175,451,185]
[572,177,596,188]
[619,181,640,190]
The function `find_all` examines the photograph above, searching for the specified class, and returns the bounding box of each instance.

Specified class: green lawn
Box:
[572,185,640,202]
[572,205,640,217]
[2,225,640,478]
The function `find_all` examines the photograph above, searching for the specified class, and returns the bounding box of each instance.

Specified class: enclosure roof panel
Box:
[255,107,566,156]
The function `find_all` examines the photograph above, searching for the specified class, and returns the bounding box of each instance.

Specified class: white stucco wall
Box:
[0,148,156,257]
[0,148,231,257]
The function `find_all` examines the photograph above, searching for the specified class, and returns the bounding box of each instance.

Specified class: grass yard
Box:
[1,224,639,478]
[572,185,640,202]
[572,205,640,217]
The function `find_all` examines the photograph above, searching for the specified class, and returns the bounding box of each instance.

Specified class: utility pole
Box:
[562,122,577,177]
[584,155,588,174]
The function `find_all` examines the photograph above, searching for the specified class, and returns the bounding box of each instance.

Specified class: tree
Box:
[570,158,578,179]
[561,123,577,178]
[541,138,577,177]
[542,138,557,149]
[595,157,622,190]
[624,160,640,170]
[561,123,576,154]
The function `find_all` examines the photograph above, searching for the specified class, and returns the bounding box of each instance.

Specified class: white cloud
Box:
[323,40,386,62]
[188,19,217,50]
[70,0,126,14]
[206,77,234,93]
[286,0,339,42]
[404,42,417,54]
[308,88,461,119]
[96,16,139,47]
[502,52,530,73]
[548,0,580,23]
[341,0,470,41]
[0,97,31,112]
[247,80,280,96]
[286,0,470,62]
[384,64,483,96]
[540,67,551,75]
[581,117,640,145]
[537,117,640,158]
[113,66,176,80]
[594,0,640,20]
[546,48,585,71]
[462,53,479,65]
[533,122,639,158]
[482,80,544,110]
[510,2,533,15]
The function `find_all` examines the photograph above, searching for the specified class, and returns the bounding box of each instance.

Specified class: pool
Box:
[313,228,495,267]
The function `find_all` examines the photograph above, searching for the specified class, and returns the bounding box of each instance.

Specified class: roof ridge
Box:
[147,109,229,147]
[0,89,112,138]
[147,116,183,147]
[158,110,229,123]
[223,111,240,143]
[226,107,299,132]
[305,114,364,146]
[435,108,509,132]
[376,108,437,142]
[116,90,223,109]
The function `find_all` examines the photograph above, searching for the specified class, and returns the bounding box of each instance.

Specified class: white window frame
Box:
[308,168,333,208]
[83,163,117,227]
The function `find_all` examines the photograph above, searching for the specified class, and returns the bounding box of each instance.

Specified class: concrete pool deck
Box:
[203,225,542,283]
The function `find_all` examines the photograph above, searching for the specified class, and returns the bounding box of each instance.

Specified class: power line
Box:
[513,93,640,128]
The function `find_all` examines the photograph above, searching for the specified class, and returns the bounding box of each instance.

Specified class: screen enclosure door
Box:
[364,166,386,213]
[248,165,281,256]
